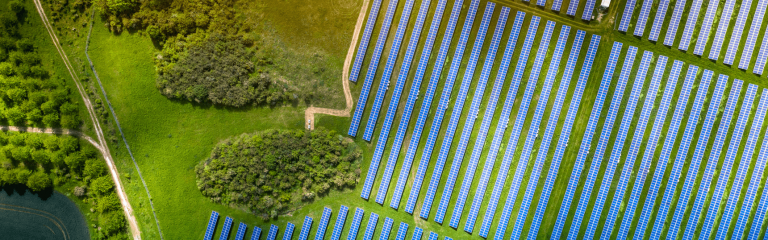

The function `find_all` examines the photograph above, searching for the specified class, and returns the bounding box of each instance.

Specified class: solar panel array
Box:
[716,89,768,240]
[755,28,768,75]
[347,208,364,240]
[267,224,278,240]
[633,0,654,36]
[692,0,720,55]
[316,207,333,240]
[723,0,753,65]
[396,222,409,240]
[348,0,400,137]
[648,69,713,240]
[648,0,671,41]
[205,211,219,240]
[567,0,579,16]
[251,227,262,240]
[678,0,704,51]
[220,217,233,240]
[618,0,636,32]
[283,223,294,240]
[682,79,744,240]
[413,227,423,240]
[446,5,510,229]
[236,223,247,240]
[740,0,768,70]
[707,0,737,60]
[737,93,768,239]
[300,216,313,240]
[349,0,383,82]
[550,42,624,240]
[332,206,349,240]
[581,0,596,20]
[430,2,496,221]
[476,16,540,238]
[380,217,394,240]
[428,232,438,240]
[529,34,601,240]
[663,0,688,46]
[364,213,379,240]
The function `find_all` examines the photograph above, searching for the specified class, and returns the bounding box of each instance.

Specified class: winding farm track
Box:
[29,1,142,239]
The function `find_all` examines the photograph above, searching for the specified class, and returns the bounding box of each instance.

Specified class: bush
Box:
[0,62,12,76]
[65,152,86,172]
[59,136,79,154]
[90,176,114,196]
[7,1,24,15]
[97,193,121,213]
[31,150,49,165]
[74,186,86,197]
[27,171,51,191]
[84,158,107,179]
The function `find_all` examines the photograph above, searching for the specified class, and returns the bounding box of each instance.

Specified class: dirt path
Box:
[30,1,142,239]
[304,0,369,130]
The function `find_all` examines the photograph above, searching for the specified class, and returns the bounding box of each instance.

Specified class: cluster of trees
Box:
[0,131,127,239]
[196,129,362,219]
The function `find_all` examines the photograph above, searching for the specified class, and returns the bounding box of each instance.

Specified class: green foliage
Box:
[195,129,361,219]
[90,176,114,196]
[59,135,80,154]
[27,171,51,191]
[97,193,121,213]
[84,158,107,179]
[100,211,126,236]
[0,62,12,76]
[31,150,50,164]
[7,1,24,15]
[65,152,86,172]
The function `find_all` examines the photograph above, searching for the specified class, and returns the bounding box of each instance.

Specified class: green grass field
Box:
[28,0,768,239]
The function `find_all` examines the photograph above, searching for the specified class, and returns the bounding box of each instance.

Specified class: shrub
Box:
[59,136,79,154]
[0,62,13,76]
[31,150,49,165]
[27,171,51,191]
[5,107,23,124]
[84,158,107,179]
[74,186,86,197]
[90,176,114,196]
[65,152,86,172]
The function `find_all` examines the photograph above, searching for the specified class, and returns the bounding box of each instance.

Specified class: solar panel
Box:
[316,207,333,240]
[386,0,443,210]
[236,223,247,240]
[633,0,655,36]
[581,0,597,20]
[754,19,768,74]
[692,0,721,55]
[363,213,378,240]
[682,79,745,240]
[749,128,768,239]
[549,41,623,240]
[347,208,364,240]
[472,14,538,238]
[300,216,313,240]
[441,4,510,227]
[698,84,758,240]
[267,224,278,240]
[716,88,768,240]
[396,222,409,240]
[707,0,737,60]
[663,75,729,239]
[428,232,438,240]
[723,0,754,65]
[331,206,349,240]
[396,0,461,213]
[349,0,384,82]
[506,24,571,240]
[528,34,601,240]
[427,1,497,220]
[663,0,688,46]
[412,227,423,240]
[740,0,768,70]
[283,223,294,240]
[648,0,672,41]
[380,218,394,240]
[618,0,636,32]
[678,0,704,50]
[552,0,563,10]
[648,68,713,239]
[567,0,580,15]
[347,0,400,137]
[204,211,219,240]
[362,0,422,141]
[251,227,262,240]
[220,217,234,240]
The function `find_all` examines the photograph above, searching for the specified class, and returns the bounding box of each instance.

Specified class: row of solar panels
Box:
[620,0,768,74]
[203,211,262,240]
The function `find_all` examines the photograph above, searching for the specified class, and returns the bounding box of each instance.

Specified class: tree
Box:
[97,193,121,213]
[27,171,51,191]
[5,88,25,103]
[15,39,33,52]
[90,176,114,196]
[49,150,65,166]
[31,150,49,165]
[84,158,106,179]
[26,108,42,122]
[101,211,126,236]
[5,107,24,124]
[8,1,24,15]
[0,62,13,76]
[14,168,30,184]
[60,114,80,129]
[64,152,85,172]
[43,135,59,150]
[59,136,79,154]
[25,134,43,149]
[73,186,86,197]
[42,113,58,126]
[11,146,30,162]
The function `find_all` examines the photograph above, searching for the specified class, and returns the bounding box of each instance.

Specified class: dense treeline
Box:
[196,129,361,219]
[0,131,127,240]
[0,3,80,128]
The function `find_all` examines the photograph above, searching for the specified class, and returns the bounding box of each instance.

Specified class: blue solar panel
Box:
[528,34,601,240]
[692,0,721,55]
[396,0,461,212]
[587,54,667,240]
[678,0,704,51]
[267,224,278,240]
[283,223,294,240]
[567,0,580,15]
[300,216,313,240]
[648,69,714,240]
[205,211,219,240]
[348,0,400,137]
[413,0,482,217]
[428,232,438,240]
[506,24,571,240]
[412,227,423,240]
[707,0,737,60]
[552,0,564,11]
[549,41,623,240]
[442,5,510,228]
[236,223,248,240]
[459,12,525,234]
[633,0,655,36]
[349,0,384,82]
[618,0,637,32]
[755,22,768,74]
[716,88,768,240]
[331,206,349,240]
[723,0,754,65]
[663,0,688,46]
[618,64,698,239]
[380,218,394,240]
[347,208,364,240]
[316,207,333,240]
[698,84,758,240]
[477,14,540,237]
[682,79,745,240]
[221,217,234,240]
[648,0,672,41]
[364,213,379,240]
[384,0,442,209]
[749,130,768,239]
[396,222,408,240]
[665,76,733,239]
[581,0,597,20]
[362,0,423,141]
[251,227,262,240]
[427,1,496,220]
[740,0,768,70]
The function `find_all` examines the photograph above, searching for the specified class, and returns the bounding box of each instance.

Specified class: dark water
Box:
[0,185,90,240]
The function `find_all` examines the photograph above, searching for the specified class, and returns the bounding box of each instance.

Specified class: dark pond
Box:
[0,185,90,240]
